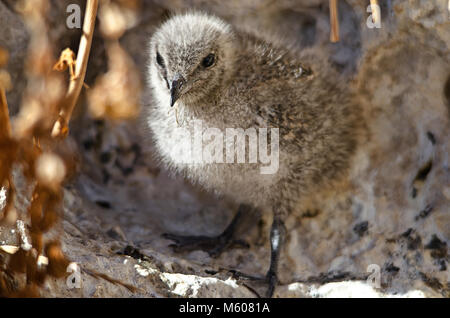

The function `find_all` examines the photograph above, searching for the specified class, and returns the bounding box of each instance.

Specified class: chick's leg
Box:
[265,214,286,297]
[227,210,287,298]
[162,204,254,257]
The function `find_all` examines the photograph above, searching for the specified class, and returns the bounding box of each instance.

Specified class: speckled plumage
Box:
[146,12,361,217]
[144,12,362,296]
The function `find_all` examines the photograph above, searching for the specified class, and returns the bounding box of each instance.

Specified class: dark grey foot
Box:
[265,270,277,298]
[162,204,250,257]
[228,270,277,298]
[229,216,285,298]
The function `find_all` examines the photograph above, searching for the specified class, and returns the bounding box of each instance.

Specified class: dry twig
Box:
[370,0,380,26]
[329,0,339,43]
[51,0,98,138]
[53,48,77,80]
[0,85,11,139]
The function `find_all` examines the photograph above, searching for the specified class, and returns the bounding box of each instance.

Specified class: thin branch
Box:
[370,0,380,26]
[0,86,11,139]
[329,0,339,43]
[51,0,98,138]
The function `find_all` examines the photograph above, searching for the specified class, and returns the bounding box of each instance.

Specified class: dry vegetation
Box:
[0,0,140,297]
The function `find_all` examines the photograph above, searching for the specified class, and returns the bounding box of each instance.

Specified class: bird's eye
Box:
[156,52,164,67]
[201,53,215,68]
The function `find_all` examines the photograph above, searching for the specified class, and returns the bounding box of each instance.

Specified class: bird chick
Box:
[144,12,362,297]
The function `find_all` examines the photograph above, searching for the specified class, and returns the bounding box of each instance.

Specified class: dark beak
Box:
[170,74,186,107]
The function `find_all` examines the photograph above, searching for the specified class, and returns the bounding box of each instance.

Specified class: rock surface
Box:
[0,0,449,297]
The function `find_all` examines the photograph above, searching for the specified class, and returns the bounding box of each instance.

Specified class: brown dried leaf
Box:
[8,249,27,274]
[0,70,12,91]
[0,47,9,67]
[45,242,70,278]
[53,48,77,80]
[9,283,40,298]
